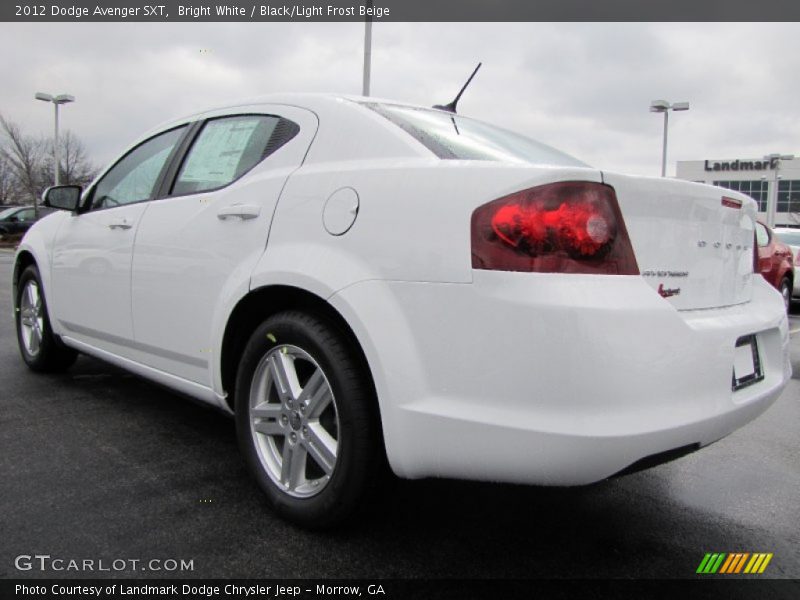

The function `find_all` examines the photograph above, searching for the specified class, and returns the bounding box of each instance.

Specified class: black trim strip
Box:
[60,320,208,369]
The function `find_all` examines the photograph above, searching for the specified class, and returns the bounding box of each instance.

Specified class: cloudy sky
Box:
[1,21,798,176]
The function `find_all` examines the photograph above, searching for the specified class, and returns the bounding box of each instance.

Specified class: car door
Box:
[130,106,317,385]
[50,125,189,355]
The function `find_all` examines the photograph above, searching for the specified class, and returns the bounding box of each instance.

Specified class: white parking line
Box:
[790,327,800,336]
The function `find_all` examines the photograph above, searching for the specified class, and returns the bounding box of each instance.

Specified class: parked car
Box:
[12,95,791,527]
[0,205,53,238]
[771,226,800,304]
[755,221,794,311]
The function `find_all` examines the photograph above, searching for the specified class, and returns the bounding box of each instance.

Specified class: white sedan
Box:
[13,94,791,527]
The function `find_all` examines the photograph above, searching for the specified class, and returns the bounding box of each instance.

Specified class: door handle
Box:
[108,218,133,230]
[217,204,260,221]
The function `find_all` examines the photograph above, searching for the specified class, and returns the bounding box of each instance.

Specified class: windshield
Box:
[775,230,800,246]
[0,207,20,220]
[365,102,588,167]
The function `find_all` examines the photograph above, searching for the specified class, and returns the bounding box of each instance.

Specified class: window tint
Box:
[755,223,770,247]
[365,102,588,166]
[172,115,298,196]
[90,126,186,210]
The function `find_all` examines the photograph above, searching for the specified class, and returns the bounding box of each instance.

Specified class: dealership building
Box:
[676,156,800,226]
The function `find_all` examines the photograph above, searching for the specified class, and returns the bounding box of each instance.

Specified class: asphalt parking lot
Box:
[1,247,799,581]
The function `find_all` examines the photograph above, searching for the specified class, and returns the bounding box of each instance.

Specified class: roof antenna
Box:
[433,62,482,114]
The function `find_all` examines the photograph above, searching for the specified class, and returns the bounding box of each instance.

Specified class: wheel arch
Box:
[12,250,38,309]
[219,285,379,419]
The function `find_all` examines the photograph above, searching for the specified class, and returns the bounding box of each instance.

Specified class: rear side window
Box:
[365,102,587,167]
[171,115,299,196]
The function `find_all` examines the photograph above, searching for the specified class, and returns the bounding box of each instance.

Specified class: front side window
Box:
[16,208,36,221]
[755,222,770,247]
[89,126,187,210]
[171,115,298,196]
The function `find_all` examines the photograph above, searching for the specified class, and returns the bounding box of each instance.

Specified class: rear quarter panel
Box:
[250,161,603,294]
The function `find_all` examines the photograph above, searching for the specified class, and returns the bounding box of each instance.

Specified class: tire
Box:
[235,310,380,528]
[779,277,792,313]
[15,265,78,372]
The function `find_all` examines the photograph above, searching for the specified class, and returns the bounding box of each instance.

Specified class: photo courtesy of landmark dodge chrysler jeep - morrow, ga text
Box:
[12,94,791,527]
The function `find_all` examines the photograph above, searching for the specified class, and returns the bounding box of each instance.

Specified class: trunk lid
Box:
[603,172,756,310]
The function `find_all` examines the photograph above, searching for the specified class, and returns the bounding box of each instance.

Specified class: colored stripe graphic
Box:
[758,554,773,573]
[719,554,735,573]
[720,553,737,574]
[698,553,727,574]
[698,552,773,574]
[734,553,750,573]
[745,554,761,573]
[697,553,713,574]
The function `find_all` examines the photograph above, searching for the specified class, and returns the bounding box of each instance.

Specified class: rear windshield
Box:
[775,230,800,246]
[365,102,588,167]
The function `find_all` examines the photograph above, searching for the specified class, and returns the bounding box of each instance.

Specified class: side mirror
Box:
[42,185,82,211]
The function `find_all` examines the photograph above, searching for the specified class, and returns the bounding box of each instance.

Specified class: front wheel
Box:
[235,311,380,528]
[15,265,78,371]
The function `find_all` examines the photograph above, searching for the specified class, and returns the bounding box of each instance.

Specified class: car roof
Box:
[148,93,441,135]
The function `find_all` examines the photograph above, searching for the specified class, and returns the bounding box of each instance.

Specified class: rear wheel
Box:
[235,310,380,528]
[15,265,78,372]
[779,277,792,312]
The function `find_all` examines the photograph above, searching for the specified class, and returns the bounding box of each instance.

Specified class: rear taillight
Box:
[471,181,639,275]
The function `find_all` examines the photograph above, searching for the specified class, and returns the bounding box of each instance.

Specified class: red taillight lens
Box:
[471,181,639,275]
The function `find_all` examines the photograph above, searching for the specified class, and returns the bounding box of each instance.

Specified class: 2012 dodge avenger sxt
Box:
[12,94,790,526]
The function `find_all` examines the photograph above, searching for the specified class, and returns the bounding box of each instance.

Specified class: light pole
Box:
[362,0,373,96]
[764,153,795,227]
[35,92,75,187]
[650,99,689,177]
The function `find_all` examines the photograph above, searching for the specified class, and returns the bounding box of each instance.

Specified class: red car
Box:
[755,221,794,311]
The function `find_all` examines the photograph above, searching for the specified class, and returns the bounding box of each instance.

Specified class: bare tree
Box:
[0,153,14,205]
[0,114,46,214]
[40,130,97,188]
[1,114,97,215]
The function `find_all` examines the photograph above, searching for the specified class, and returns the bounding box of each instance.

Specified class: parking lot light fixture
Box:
[35,91,75,188]
[650,100,690,177]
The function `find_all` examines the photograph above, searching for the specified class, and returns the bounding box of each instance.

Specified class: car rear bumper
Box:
[330,272,791,484]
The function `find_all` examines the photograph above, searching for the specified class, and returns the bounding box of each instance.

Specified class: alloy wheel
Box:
[248,344,339,498]
[19,280,44,357]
